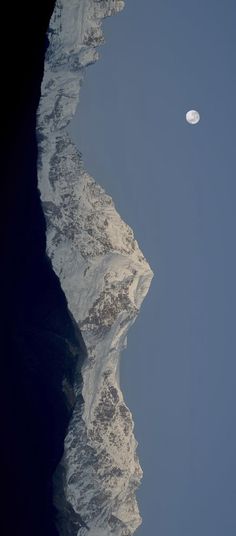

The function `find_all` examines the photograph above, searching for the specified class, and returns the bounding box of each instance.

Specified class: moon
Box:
[186,109,200,125]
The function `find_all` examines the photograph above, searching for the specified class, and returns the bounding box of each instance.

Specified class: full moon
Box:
[186,109,200,125]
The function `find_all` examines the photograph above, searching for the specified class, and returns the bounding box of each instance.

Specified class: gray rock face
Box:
[37,1,153,534]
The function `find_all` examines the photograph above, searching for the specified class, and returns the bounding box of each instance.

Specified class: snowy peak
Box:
[37,1,153,535]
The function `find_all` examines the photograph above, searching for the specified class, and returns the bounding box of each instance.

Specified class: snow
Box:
[37,1,153,534]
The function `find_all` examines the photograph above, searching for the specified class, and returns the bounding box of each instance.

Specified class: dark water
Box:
[0,3,85,534]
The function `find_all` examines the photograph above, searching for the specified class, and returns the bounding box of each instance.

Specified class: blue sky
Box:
[69,1,236,534]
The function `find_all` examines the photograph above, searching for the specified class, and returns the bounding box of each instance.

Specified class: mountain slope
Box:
[37,1,153,534]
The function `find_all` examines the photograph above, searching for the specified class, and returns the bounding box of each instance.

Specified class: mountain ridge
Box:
[37,1,153,534]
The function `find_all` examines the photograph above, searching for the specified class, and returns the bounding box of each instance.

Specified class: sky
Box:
[69,1,236,534]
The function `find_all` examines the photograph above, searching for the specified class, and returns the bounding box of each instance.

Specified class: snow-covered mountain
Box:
[37,1,153,534]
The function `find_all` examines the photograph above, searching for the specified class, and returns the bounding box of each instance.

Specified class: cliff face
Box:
[37,1,153,534]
